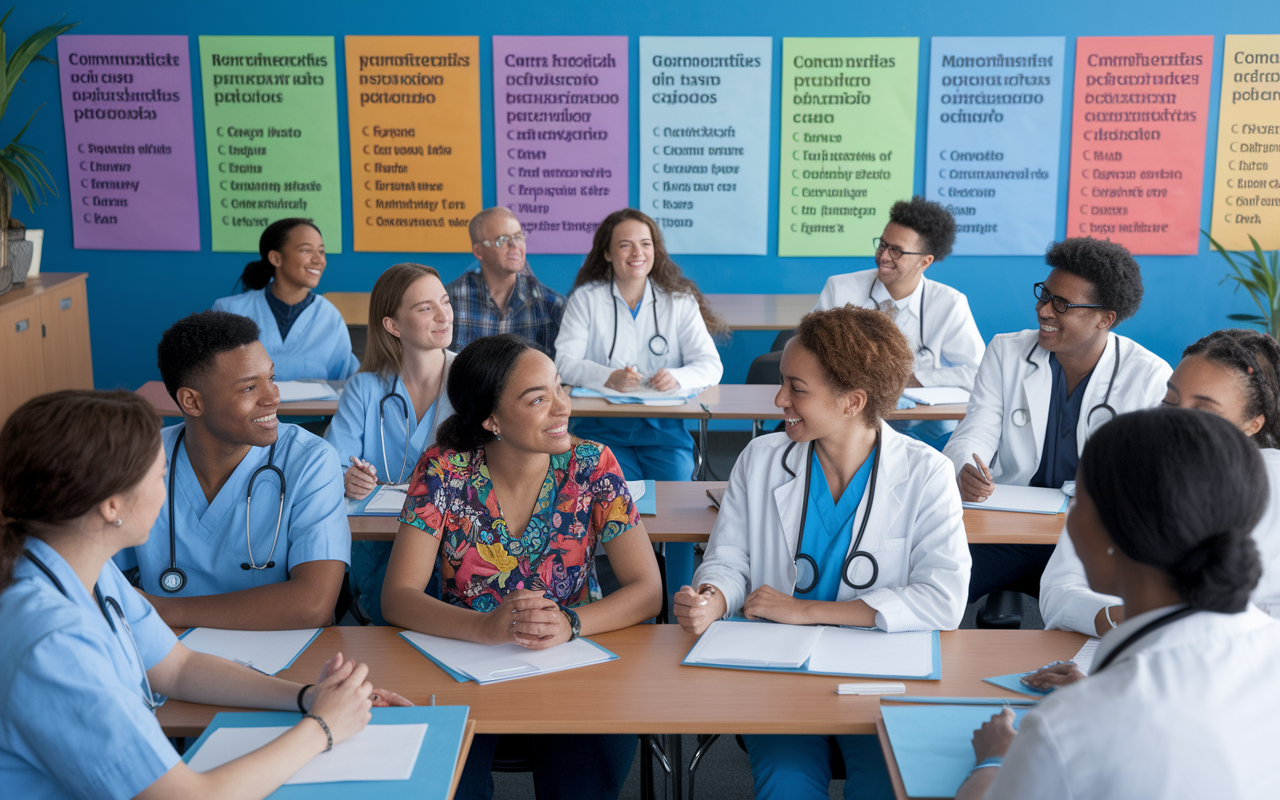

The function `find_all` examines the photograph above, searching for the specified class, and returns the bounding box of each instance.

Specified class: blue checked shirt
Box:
[445,263,568,357]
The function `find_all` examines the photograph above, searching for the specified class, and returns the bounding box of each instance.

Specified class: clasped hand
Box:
[481,588,570,649]
[307,652,412,711]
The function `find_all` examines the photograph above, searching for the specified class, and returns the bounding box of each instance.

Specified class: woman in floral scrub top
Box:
[383,334,663,800]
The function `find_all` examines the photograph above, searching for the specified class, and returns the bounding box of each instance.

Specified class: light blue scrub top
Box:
[795,448,875,602]
[0,538,179,800]
[116,422,350,595]
[212,285,360,381]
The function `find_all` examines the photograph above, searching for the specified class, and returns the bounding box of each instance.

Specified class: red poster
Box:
[1067,36,1213,254]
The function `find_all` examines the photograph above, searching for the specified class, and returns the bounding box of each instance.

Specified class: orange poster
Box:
[345,36,481,252]
[1066,36,1213,255]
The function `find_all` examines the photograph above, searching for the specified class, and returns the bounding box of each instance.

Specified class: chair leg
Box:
[668,734,683,800]
[655,544,669,624]
[639,735,655,800]
[687,734,721,800]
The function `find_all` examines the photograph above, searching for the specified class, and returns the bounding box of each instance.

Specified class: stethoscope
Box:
[159,428,286,593]
[781,433,882,594]
[872,281,932,360]
[377,358,447,485]
[1094,606,1197,673]
[1010,337,1122,430]
[608,279,669,363]
[24,550,160,712]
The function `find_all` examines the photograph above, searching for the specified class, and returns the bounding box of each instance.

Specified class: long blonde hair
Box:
[360,263,444,379]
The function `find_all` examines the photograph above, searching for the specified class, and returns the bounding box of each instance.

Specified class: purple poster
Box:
[57,35,200,250]
[493,36,628,254]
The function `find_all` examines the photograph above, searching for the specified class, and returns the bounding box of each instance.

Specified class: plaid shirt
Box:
[445,263,568,357]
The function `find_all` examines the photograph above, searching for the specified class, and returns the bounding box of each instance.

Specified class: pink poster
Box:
[57,35,200,250]
[493,36,629,254]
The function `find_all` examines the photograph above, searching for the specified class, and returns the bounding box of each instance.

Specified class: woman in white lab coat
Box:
[1040,328,1280,636]
[957,408,1280,800]
[675,306,970,800]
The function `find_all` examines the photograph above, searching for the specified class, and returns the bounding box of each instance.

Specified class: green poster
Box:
[779,38,918,256]
[200,36,343,252]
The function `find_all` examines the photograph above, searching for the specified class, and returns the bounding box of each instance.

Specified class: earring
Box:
[494,433,502,441]
[1106,547,1114,556]
[112,519,123,528]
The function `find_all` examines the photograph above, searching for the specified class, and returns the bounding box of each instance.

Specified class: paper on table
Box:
[807,627,936,678]
[962,484,1068,514]
[188,723,428,783]
[275,380,340,402]
[367,486,409,514]
[901,387,971,406]
[882,704,1031,798]
[400,630,614,684]
[1073,637,1101,675]
[685,620,822,669]
[179,628,320,675]
[626,480,646,501]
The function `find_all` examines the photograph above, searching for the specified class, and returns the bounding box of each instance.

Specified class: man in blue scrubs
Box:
[119,311,349,629]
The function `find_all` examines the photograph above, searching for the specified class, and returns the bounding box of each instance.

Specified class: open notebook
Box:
[962,484,1068,514]
[178,627,322,675]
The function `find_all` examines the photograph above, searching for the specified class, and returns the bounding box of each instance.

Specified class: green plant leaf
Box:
[0,17,78,120]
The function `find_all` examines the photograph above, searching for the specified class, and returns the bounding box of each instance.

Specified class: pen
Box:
[971,453,994,486]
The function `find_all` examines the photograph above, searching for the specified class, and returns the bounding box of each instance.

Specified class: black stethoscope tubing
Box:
[781,432,882,593]
[1019,336,1122,430]
[871,280,931,360]
[608,279,669,362]
[1093,606,1198,673]
[159,427,286,593]
[377,355,448,486]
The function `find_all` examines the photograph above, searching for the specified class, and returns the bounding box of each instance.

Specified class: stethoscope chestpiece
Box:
[1012,408,1031,428]
[159,566,187,593]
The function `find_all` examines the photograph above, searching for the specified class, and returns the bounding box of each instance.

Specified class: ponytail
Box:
[236,217,321,292]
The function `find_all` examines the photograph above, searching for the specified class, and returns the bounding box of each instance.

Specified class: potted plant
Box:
[1204,230,1280,340]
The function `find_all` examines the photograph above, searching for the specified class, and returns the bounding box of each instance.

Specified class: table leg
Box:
[668,734,684,800]
[751,419,761,439]
[697,418,709,480]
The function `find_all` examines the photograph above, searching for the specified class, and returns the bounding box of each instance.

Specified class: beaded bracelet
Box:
[303,713,333,752]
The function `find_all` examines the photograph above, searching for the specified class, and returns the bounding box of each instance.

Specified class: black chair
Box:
[348,324,368,361]
[744,329,795,436]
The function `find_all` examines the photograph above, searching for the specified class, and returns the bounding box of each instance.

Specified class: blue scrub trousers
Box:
[889,419,955,452]
[456,733,636,800]
[350,541,439,625]
[742,734,894,800]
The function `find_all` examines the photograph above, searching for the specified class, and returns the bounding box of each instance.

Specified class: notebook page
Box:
[806,627,936,678]
[684,620,822,669]
[180,628,320,675]
[188,723,427,783]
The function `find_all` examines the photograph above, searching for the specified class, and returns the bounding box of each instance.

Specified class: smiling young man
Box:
[941,237,1171,625]
[116,311,350,630]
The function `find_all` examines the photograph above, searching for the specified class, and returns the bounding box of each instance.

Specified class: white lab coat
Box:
[1041,448,1280,632]
[554,280,723,391]
[692,425,971,632]
[941,329,1172,483]
[814,270,985,391]
[987,605,1280,800]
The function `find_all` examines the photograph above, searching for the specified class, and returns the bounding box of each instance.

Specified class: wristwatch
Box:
[559,605,581,640]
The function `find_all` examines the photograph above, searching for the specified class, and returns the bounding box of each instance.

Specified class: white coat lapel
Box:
[772,440,808,571]
[1020,341,1052,464]
[1075,332,1118,454]
[856,424,908,553]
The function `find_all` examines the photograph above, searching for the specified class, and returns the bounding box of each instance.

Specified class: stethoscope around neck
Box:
[608,279,669,363]
[781,432,882,593]
[158,427,286,593]
[377,356,447,486]
[1010,337,1122,431]
[872,281,932,360]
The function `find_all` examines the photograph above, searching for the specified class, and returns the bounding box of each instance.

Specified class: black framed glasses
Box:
[872,237,928,262]
[1034,282,1104,314]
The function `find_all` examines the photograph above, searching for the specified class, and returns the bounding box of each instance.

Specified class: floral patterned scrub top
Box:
[398,439,639,610]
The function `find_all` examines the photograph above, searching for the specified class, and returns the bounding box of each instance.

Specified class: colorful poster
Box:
[926,37,1065,256]
[56,35,199,250]
[779,38,918,257]
[199,36,342,253]
[639,37,772,255]
[345,37,481,252]
[1066,36,1213,255]
[1210,35,1280,251]
[492,36,628,254]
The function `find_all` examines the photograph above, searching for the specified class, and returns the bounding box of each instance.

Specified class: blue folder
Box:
[345,486,403,516]
[632,479,657,515]
[182,705,470,800]
[881,701,1031,798]
[681,626,942,680]
[982,671,1053,697]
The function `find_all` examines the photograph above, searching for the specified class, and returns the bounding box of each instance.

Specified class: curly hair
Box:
[158,310,261,401]
[1183,328,1280,449]
[1044,237,1145,325]
[793,305,914,427]
[572,208,729,338]
[888,196,957,261]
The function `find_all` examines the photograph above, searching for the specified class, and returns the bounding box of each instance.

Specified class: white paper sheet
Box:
[684,620,822,669]
[188,723,428,783]
[366,486,409,513]
[400,631,614,684]
[807,627,936,678]
[275,380,340,402]
[1072,637,1101,675]
[962,484,1067,514]
[180,627,320,675]
[901,387,971,406]
[625,480,647,502]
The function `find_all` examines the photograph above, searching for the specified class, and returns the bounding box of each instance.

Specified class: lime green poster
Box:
[779,38,918,256]
[200,36,342,252]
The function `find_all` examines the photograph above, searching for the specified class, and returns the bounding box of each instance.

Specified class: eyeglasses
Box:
[1033,282,1104,314]
[872,237,928,262]
[480,232,528,249]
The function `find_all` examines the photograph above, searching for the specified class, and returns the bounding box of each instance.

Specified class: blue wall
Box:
[13,1,1280,392]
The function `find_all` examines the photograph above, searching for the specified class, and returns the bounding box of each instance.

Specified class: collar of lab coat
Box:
[1018,330,1119,459]
[610,277,655,311]
[870,275,924,321]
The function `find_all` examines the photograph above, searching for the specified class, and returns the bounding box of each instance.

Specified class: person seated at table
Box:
[940,237,1171,627]
[1041,328,1280,635]
[814,196,985,450]
[382,334,663,800]
[675,306,970,800]
[0,390,410,800]
[446,206,567,357]
[213,217,359,381]
[115,311,349,630]
[956,408,1280,800]
[324,263,455,625]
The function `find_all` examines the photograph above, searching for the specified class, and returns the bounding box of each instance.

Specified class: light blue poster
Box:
[640,37,772,254]
[926,37,1065,255]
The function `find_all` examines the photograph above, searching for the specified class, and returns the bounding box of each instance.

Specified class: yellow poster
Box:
[345,36,481,252]
[1210,35,1280,251]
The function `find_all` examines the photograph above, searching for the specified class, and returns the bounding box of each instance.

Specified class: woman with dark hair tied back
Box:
[958,408,1280,800]
[0,391,405,800]
[212,218,360,381]
[382,334,663,800]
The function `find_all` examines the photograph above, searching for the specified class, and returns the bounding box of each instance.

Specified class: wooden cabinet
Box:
[0,273,94,425]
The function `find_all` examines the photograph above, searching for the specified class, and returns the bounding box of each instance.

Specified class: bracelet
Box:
[296,684,313,714]
[970,757,1002,774]
[1105,605,1119,629]
[303,713,333,752]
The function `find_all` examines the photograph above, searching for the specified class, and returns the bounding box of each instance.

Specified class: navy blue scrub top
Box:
[264,286,317,342]
[1031,354,1094,489]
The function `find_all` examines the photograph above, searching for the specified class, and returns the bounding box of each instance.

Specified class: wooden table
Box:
[701,383,967,423]
[136,380,340,418]
[704,293,820,331]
